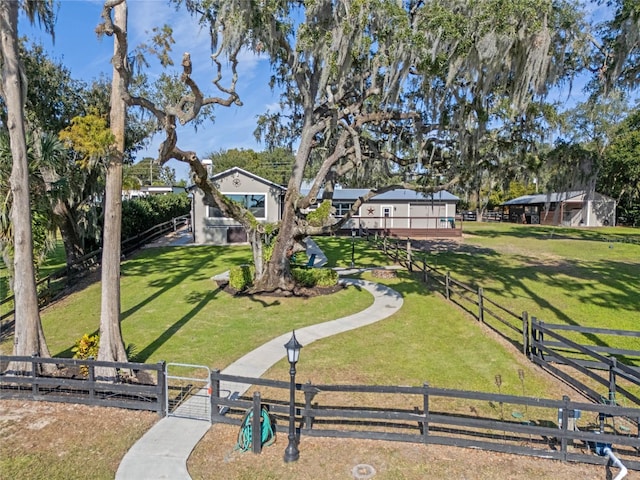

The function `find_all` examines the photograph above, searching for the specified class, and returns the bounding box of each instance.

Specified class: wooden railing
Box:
[363,233,640,407]
[207,370,640,470]
[531,319,640,405]
[0,356,166,416]
[0,215,189,329]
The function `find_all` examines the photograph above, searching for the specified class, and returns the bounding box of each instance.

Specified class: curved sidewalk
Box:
[116,276,403,480]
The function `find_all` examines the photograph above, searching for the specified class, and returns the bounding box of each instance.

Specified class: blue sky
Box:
[20,0,279,182]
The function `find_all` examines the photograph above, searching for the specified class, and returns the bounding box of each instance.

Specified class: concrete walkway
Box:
[116,238,403,480]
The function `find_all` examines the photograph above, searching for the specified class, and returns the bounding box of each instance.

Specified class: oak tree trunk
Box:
[250,191,299,293]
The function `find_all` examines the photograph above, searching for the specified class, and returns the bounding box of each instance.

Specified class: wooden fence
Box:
[207,370,640,470]
[0,215,189,330]
[364,233,640,407]
[531,319,640,406]
[0,356,166,416]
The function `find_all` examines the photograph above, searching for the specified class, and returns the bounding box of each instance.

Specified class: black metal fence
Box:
[207,370,640,470]
[0,356,166,416]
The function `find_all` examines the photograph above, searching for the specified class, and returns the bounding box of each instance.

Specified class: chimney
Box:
[202,159,213,177]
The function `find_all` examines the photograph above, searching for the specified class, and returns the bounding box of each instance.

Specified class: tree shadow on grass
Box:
[120,246,249,322]
[134,287,222,363]
[413,245,639,351]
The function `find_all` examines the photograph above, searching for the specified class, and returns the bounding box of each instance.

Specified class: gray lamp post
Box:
[350,228,356,268]
[284,331,303,462]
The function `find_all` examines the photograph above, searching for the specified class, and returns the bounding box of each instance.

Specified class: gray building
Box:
[501,191,616,227]
[190,168,460,245]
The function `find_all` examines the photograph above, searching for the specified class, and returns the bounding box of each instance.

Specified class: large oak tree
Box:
[177,0,586,293]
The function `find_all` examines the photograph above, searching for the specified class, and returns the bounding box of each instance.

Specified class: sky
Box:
[20,0,280,182]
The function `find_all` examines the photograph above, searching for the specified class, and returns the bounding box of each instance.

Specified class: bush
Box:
[121,193,190,240]
[71,333,100,375]
[291,267,339,287]
[306,200,332,227]
[71,334,139,374]
[229,264,255,291]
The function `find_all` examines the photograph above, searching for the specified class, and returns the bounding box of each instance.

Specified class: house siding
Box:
[192,169,285,245]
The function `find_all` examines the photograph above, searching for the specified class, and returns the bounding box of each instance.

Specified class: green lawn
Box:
[11,245,374,370]
[3,225,637,396]
[415,224,639,349]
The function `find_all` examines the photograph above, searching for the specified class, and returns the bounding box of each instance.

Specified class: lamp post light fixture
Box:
[284,331,303,463]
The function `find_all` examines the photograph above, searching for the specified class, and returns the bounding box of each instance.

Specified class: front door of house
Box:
[382,206,392,229]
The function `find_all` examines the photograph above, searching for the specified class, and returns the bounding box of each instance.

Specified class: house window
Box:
[208,194,266,219]
[333,202,360,217]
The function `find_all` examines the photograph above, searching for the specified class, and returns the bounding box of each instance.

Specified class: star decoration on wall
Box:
[367,207,375,216]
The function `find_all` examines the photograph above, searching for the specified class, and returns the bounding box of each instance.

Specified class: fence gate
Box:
[165,363,211,421]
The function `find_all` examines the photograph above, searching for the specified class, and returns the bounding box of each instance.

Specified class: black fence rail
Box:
[208,370,640,470]
[367,233,529,353]
[0,215,189,332]
[0,356,166,416]
[363,233,640,408]
[531,319,640,407]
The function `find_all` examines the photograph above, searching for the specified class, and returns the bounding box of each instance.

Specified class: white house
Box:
[190,168,461,245]
[304,187,460,236]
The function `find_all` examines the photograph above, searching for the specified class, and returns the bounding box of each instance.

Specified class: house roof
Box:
[211,166,287,191]
[303,187,459,202]
[501,191,608,206]
[195,167,459,202]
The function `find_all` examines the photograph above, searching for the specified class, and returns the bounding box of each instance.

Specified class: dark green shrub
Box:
[229,264,255,291]
[121,193,190,240]
[291,267,338,287]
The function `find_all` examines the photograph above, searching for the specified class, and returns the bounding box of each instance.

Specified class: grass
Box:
[255,267,562,423]
[0,400,156,480]
[416,223,640,349]
[1,245,374,367]
[2,225,639,479]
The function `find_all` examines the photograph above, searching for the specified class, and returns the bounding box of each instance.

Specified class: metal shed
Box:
[501,191,616,227]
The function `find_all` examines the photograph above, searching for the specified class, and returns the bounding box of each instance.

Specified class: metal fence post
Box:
[422,382,430,443]
[252,391,262,454]
[157,361,167,417]
[407,240,412,271]
[477,287,484,323]
[522,312,529,357]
